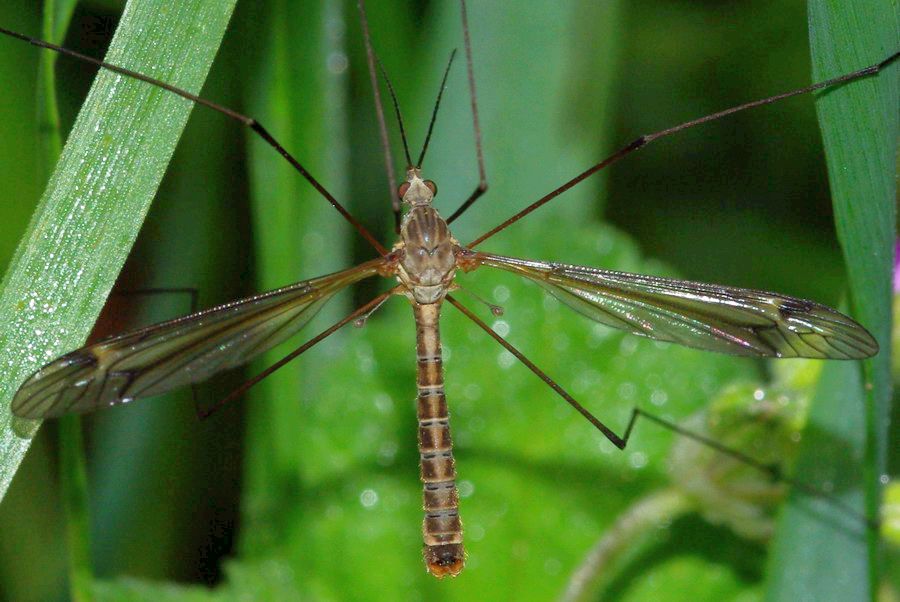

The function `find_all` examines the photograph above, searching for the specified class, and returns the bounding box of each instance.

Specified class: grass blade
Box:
[765,2,898,599]
[0,0,237,500]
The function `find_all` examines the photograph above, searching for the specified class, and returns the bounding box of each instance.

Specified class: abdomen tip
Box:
[425,544,465,578]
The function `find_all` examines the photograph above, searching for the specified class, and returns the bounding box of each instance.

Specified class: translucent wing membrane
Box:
[477,253,877,359]
[12,260,384,419]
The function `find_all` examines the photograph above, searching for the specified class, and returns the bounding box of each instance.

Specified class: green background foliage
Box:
[0,1,895,600]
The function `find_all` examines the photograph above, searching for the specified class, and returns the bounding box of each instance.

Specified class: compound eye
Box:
[398,182,411,199]
[423,180,438,196]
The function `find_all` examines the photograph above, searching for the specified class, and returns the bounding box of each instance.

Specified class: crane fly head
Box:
[399,167,437,207]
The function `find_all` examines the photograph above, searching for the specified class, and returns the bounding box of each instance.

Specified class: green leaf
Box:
[765,2,898,600]
[0,0,237,499]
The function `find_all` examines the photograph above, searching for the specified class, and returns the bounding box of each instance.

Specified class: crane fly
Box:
[2,0,892,580]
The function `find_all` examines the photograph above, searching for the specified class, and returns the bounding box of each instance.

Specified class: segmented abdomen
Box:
[412,301,464,578]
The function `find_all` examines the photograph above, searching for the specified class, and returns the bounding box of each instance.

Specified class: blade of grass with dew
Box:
[765,1,898,599]
[0,0,237,500]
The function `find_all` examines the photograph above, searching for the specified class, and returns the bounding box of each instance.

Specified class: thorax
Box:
[392,170,459,304]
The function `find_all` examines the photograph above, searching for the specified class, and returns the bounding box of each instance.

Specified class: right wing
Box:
[12,259,384,419]
[477,253,877,359]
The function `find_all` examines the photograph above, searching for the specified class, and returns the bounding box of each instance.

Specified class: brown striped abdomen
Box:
[412,301,464,577]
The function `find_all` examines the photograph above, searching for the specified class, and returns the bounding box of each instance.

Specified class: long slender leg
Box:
[446,0,488,225]
[0,27,388,256]
[200,290,394,419]
[445,295,876,529]
[467,51,899,247]
[356,0,400,233]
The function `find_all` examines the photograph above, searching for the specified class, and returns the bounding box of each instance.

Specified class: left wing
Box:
[477,253,877,359]
[12,259,384,419]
